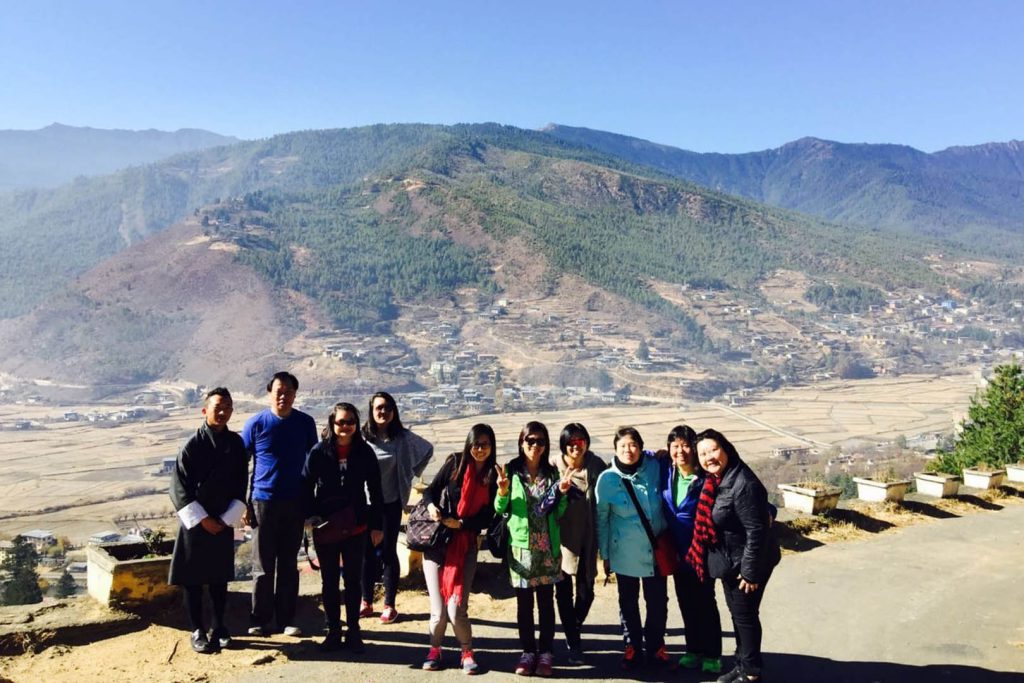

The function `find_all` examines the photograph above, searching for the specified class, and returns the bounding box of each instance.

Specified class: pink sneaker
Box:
[514,651,536,676]
[535,652,554,677]
[359,600,373,618]
[380,605,399,624]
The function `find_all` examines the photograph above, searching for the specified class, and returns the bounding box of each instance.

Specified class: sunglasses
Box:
[335,418,357,426]
[524,437,547,448]
[566,438,587,449]
[374,404,393,413]
[471,441,491,450]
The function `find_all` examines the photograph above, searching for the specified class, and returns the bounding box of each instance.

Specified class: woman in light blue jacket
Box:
[595,426,669,671]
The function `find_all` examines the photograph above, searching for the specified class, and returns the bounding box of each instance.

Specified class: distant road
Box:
[706,401,830,448]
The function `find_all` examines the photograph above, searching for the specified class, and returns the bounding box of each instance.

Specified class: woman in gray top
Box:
[360,391,433,624]
[551,422,607,664]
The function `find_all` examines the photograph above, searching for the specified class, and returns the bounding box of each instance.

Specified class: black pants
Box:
[361,500,402,607]
[555,564,595,650]
[515,584,556,654]
[183,583,227,632]
[617,574,668,655]
[251,498,305,628]
[673,566,722,658]
[721,571,772,676]
[315,532,367,636]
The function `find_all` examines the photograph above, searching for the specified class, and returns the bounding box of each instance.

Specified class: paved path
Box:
[240,504,1024,682]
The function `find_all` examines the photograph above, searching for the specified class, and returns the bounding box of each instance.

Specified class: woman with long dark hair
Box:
[687,429,780,683]
[495,421,572,677]
[360,391,433,624]
[301,403,384,653]
[551,422,607,664]
[596,426,670,671]
[660,425,723,675]
[419,424,498,674]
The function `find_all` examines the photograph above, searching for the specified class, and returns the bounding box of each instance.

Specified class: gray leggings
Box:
[422,547,478,649]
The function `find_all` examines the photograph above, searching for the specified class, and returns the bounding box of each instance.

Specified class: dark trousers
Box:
[361,500,402,606]
[515,584,556,654]
[673,566,722,658]
[183,583,227,632]
[555,564,595,650]
[315,532,367,636]
[721,571,772,676]
[617,574,668,655]
[251,498,304,628]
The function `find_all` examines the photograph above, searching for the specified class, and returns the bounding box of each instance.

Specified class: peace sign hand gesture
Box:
[495,464,510,496]
[559,466,578,494]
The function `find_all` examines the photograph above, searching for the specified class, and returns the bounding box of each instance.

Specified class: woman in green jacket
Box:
[495,421,571,677]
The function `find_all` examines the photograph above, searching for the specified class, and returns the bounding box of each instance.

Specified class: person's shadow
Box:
[755,652,1024,683]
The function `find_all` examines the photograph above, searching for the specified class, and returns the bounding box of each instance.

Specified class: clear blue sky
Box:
[1,0,1020,153]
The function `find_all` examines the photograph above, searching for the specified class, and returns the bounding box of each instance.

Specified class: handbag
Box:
[406,497,451,552]
[485,511,510,560]
[311,504,358,545]
[622,478,680,577]
[486,470,518,559]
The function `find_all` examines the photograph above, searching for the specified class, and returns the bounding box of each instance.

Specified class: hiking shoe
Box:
[621,645,641,670]
[649,644,671,666]
[209,626,232,649]
[318,631,343,652]
[359,600,374,618]
[461,649,479,675]
[678,652,701,669]
[282,625,302,637]
[717,667,744,683]
[702,656,723,674]
[515,651,536,676]
[535,652,554,677]
[191,629,216,654]
[380,605,399,624]
[345,632,366,654]
[423,647,443,671]
[566,647,585,665]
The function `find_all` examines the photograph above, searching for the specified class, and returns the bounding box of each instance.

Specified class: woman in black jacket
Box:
[302,402,384,653]
[419,423,498,674]
[686,429,780,683]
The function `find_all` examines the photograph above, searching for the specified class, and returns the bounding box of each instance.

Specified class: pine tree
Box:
[1,536,43,605]
[55,570,77,598]
[932,363,1024,472]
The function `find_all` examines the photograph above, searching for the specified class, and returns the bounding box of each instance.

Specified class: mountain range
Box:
[0,122,1020,398]
[543,124,1024,249]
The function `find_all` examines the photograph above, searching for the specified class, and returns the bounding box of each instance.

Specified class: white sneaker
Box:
[282,625,302,637]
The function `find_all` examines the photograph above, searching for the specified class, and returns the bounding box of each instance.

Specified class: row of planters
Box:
[780,362,1024,514]
[777,463,1024,514]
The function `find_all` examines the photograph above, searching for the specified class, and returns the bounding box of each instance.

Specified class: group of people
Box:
[168,372,780,683]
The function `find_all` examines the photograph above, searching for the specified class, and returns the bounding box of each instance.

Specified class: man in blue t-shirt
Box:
[242,371,318,636]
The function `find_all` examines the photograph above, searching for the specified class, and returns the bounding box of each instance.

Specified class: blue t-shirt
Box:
[242,408,318,501]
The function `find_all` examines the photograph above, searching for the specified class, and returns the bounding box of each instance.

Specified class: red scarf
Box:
[685,474,720,582]
[441,464,489,603]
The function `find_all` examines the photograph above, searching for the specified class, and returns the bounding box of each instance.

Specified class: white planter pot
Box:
[1004,464,1024,483]
[777,483,842,515]
[913,472,960,498]
[853,477,911,503]
[962,468,1006,490]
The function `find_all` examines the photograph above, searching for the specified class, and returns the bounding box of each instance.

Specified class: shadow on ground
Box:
[901,499,960,519]
[953,494,1004,511]
[762,652,1024,683]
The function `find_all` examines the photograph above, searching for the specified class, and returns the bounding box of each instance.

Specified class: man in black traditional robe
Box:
[169,387,249,654]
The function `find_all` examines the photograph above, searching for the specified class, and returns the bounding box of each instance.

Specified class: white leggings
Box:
[422,548,478,649]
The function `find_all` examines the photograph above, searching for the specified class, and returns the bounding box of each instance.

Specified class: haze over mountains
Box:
[0,122,1021,399]
[0,123,238,192]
